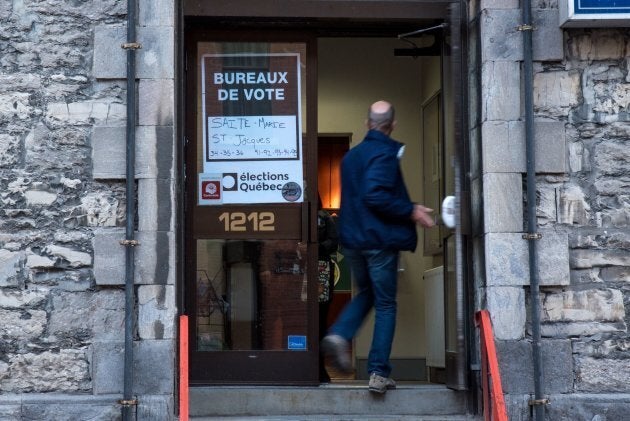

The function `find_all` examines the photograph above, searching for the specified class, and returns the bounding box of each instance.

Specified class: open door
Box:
[443,0,471,391]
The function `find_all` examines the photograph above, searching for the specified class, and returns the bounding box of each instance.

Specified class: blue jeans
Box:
[329,248,399,377]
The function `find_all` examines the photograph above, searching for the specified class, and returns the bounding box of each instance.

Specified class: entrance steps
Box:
[189,383,479,420]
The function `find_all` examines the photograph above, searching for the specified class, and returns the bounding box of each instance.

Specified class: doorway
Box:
[182,0,469,388]
[316,36,445,383]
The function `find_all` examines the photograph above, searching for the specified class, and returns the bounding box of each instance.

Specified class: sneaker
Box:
[368,372,396,394]
[321,334,352,374]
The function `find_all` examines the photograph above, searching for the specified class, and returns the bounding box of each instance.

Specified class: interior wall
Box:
[317,37,441,360]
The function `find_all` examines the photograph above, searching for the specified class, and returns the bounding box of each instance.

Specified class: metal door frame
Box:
[178,0,472,388]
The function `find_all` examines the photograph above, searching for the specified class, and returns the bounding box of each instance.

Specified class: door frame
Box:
[178,0,472,388]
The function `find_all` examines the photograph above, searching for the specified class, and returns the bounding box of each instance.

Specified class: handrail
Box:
[476,310,508,421]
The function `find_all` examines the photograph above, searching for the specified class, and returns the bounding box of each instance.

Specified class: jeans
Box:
[329,248,399,377]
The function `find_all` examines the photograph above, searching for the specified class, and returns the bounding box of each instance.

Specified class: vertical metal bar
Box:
[179,315,190,421]
[521,0,545,419]
[123,0,137,419]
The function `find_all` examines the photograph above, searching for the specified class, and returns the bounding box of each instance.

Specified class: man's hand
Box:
[411,204,435,228]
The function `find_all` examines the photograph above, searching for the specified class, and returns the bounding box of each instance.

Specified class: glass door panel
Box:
[186,36,317,384]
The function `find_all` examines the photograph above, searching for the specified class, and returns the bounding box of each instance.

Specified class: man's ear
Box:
[365,119,369,128]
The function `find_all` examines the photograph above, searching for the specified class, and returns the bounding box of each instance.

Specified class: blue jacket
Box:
[338,129,417,252]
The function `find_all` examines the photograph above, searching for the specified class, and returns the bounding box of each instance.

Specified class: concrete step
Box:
[192,416,480,420]
[189,382,476,419]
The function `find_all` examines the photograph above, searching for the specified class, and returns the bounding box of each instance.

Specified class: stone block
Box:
[542,288,625,323]
[496,339,573,394]
[93,26,174,79]
[535,121,566,173]
[91,341,124,394]
[481,9,562,62]
[25,253,56,269]
[139,0,175,26]
[80,191,123,227]
[536,184,557,224]
[138,285,176,340]
[93,229,174,285]
[567,31,628,61]
[576,357,630,392]
[1,349,90,393]
[20,394,120,421]
[482,61,521,121]
[568,140,586,173]
[0,403,20,421]
[92,340,175,395]
[0,249,24,287]
[48,290,125,342]
[538,230,570,285]
[138,178,173,232]
[139,79,174,126]
[144,125,174,179]
[482,121,523,173]
[24,190,57,205]
[532,10,564,61]
[44,244,92,268]
[0,309,46,340]
[45,101,125,127]
[91,126,125,179]
[486,231,569,286]
[558,185,590,225]
[0,288,47,308]
[134,340,175,395]
[482,173,523,233]
[92,125,173,180]
[600,266,630,283]
[533,70,581,117]
[480,0,519,8]
[137,395,175,421]
[593,140,630,177]
[545,393,630,421]
[593,178,630,197]
[0,134,20,167]
[486,286,526,340]
[481,9,521,62]
[486,233,528,286]
[571,249,630,269]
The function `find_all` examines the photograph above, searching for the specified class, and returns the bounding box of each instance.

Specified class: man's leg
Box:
[364,249,399,378]
[328,248,374,340]
[323,248,374,373]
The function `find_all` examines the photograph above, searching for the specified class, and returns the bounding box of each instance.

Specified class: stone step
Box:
[192,416,480,420]
[189,383,476,419]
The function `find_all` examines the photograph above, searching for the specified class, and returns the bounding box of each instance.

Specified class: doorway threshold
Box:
[189,383,470,418]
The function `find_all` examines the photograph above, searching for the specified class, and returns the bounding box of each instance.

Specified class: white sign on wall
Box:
[200,53,304,205]
[560,0,630,27]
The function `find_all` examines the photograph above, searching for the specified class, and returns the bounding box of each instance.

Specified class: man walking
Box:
[322,100,434,394]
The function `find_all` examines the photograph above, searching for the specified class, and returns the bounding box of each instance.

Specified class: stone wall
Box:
[0,0,176,419]
[473,0,630,419]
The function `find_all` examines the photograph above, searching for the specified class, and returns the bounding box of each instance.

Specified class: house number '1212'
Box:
[218,211,275,232]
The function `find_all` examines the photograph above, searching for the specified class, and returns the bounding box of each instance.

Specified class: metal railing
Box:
[476,310,508,421]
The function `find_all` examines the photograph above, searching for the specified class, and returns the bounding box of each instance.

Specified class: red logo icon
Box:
[201,180,221,200]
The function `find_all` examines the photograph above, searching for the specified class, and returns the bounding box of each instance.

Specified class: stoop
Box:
[189,383,475,419]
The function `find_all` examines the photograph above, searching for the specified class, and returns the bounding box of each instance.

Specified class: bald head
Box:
[367,100,395,134]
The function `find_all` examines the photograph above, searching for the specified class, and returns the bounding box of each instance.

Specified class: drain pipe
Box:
[520,1,546,420]
[120,0,140,419]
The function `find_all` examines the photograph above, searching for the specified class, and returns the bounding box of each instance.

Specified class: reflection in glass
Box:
[196,239,308,351]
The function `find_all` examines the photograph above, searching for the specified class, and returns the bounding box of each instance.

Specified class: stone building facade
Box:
[0,0,177,418]
[472,1,630,419]
[0,0,628,420]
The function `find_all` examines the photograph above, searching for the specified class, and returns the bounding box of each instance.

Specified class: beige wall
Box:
[318,38,441,360]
